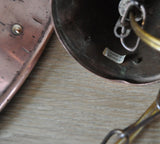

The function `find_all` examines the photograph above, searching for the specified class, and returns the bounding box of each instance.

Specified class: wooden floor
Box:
[0,34,160,144]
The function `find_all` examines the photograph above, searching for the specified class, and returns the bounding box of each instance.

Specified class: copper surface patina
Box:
[0,0,53,111]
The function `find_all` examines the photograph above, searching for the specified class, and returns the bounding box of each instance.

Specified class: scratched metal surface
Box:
[0,0,53,110]
[0,36,159,144]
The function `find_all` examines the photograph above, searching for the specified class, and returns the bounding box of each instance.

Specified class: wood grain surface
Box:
[0,34,160,144]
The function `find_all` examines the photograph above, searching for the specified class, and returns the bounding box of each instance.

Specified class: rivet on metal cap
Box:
[12,24,23,35]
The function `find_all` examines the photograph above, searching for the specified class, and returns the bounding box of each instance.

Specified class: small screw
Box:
[12,24,23,35]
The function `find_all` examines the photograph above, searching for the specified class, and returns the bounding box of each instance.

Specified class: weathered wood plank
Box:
[0,35,159,144]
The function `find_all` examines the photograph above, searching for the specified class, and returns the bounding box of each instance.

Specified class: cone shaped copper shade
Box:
[52,0,160,84]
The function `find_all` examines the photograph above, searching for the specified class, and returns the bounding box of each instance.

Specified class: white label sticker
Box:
[103,48,126,64]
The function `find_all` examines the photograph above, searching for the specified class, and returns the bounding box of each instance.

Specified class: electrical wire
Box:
[130,13,160,52]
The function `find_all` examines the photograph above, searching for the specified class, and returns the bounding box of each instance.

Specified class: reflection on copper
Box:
[0,0,54,111]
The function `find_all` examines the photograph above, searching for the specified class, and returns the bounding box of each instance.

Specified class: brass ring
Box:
[129,12,160,52]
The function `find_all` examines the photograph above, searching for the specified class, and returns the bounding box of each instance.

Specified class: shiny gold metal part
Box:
[130,13,160,52]
[115,96,160,144]
[102,91,160,144]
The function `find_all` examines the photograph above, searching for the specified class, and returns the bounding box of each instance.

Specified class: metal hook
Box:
[120,4,146,52]
[120,36,141,52]
[101,129,129,144]
[114,0,146,52]
[114,18,131,39]
[101,91,160,144]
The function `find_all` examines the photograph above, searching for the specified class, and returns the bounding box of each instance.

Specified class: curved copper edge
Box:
[53,26,159,86]
[52,1,160,85]
[0,0,54,111]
